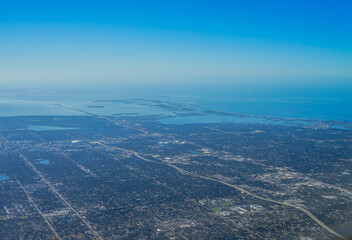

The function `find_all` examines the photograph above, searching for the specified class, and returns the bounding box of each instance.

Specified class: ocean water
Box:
[0,84,351,122]
[165,84,352,122]
[161,114,271,124]
[165,96,352,122]
[0,100,85,117]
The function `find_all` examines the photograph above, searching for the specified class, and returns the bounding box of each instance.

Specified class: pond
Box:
[38,160,49,165]
[27,125,78,131]
[0,174,9,182]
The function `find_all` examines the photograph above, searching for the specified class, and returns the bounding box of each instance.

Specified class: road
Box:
[55,103,347,239]
[92,141,347,240]
[17,180,62,240]
[18,152,105,240]
[55,104,149,134]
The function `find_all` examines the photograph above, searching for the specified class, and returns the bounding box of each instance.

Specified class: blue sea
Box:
[0,84,351,122]
[164,83,352,122]
[169,95,352,122]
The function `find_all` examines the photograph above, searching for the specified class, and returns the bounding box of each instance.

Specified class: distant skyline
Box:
[1,0,352,88]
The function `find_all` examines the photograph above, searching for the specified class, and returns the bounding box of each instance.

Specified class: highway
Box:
[92,141,347,240]
[55,104,149,134]
[56,103,347,239]
[17,180,62,240]
[18,152,105,240]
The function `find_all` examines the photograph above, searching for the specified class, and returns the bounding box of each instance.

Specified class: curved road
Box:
[93,141,347,240]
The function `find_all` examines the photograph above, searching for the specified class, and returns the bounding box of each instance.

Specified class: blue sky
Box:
[0,0,351,87]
